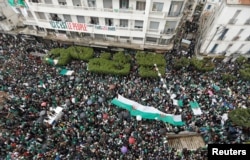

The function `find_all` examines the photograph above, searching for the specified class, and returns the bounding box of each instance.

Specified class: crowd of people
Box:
[0,32,249,160]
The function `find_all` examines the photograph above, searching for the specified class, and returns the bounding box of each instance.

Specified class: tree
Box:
[228,108,250,128]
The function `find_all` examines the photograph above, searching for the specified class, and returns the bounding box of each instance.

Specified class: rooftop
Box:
[227,0,250,5]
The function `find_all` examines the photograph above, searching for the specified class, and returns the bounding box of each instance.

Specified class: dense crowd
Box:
[0,32,249,160]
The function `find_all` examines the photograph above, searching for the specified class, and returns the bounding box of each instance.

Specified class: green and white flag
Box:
[189,101,202,115]
[173,99,183,107]
[59,69,74,76]
[111,95,184,126]
[39,80,46,89]
[45,58,58,65]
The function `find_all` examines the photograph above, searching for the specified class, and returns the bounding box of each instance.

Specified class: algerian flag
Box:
[173,99,183,107]
[189,101,202,115]
[45,58,58,65]
[39,80,46,89]
[59,69,74,76]
[111,95,184,126]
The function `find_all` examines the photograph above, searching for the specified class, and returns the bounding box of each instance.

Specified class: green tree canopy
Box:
[228,108,250,128]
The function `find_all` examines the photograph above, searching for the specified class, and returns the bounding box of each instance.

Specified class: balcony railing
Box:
[147,29,159,33]
[28,2,145,15]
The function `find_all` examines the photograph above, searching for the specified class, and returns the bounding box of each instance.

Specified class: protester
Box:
[0,33,249,160]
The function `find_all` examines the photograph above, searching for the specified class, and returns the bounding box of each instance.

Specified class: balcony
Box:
[149,11,165,19]
[23,18,37,25]
[27,2,145,19]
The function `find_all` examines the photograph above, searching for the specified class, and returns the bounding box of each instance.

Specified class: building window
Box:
[146,37,157,43]
[58,0,66,5]
[120,19,128,27]
[246,35,250,41]
[149,21,159,30]
[105,18,113,26]
[120,36,130,39]
[134,20,143,28]
[107,35,115,38]
[73,0,81,6]
[159,39,169,45]
[120,0,129,9]
[44,0,52,4]
[77,16,85,23]
[246,49,250,54]
[50,14,61,21]
[136,1,146,11]
[168,1,183,17]
[210,44,218,53]
[232,29,244,41]
[245,18,250,25]
[237,44,245,52]
[103,0,112,9]
[133,37,143,41]
[207,5,211,10]
[88,0,96,7]
[225,44,233,52]
[218,28,229,40]
[90,17,99,25]
[152,2,163,11]
[27,11,34,18]
[163,21,177,34]
[36,12,46,20]
[63,15,72,22]
[232,10,241,19]
[228,19,237,24]
[228,10,241,24]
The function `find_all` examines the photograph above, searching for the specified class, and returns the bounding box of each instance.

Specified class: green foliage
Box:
[228,108,250,128]
[45,46,94,66]
[235,56,250,81]
[222,73,236,82]
[173,57,190,69]
[236,55,247,65]
[190,58,215,72]
[49,48,61,59]
[135,51,166,66]
[57,51,71,66]
[113,51,131,64]
[76,46,94,61]
[139,66,165,78]
[100,52,111,60]
[239,68,250,81]
[88,58,130,75]
[135,51,166,78]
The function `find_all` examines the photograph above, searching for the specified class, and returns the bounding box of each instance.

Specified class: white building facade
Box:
[8,0,190,50]
[198,0,250,57]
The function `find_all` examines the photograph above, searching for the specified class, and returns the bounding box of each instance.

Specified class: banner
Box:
[111,95,184,126]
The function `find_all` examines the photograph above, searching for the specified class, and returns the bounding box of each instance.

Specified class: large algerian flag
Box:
[111,95,184,126]
[189,101,202,115]
[59,69,74,76]
[45,58,58,65]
